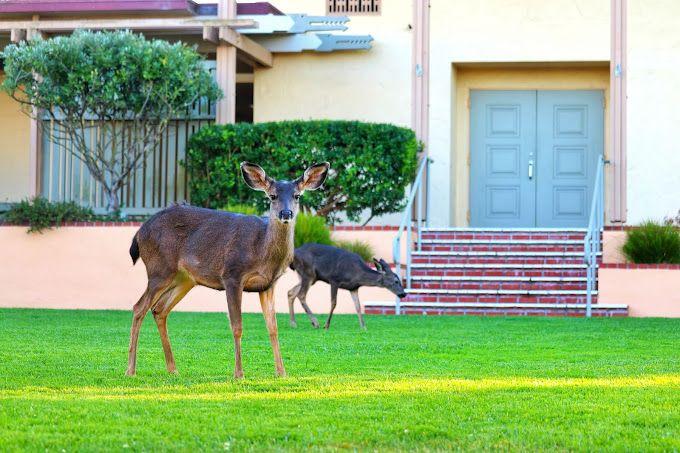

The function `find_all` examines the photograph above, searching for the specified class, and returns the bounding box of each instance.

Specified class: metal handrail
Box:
[583,156,606,318]
[392,157,430,315]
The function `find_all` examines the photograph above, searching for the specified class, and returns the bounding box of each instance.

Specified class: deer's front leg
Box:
[224,281,244,379]
[259,286,286,377]
[350,289,366,330]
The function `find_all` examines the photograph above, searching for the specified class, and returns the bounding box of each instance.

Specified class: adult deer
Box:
[126,161,330,379]
[288,243,406,329]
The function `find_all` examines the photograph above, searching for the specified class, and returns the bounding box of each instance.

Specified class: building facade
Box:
[1,0,678,227]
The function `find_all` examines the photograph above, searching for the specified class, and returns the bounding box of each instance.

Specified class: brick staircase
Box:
[365,228,628,317]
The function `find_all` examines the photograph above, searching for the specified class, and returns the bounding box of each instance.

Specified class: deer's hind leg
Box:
[287,282,301,328]
[324,284,339,330]
[126,276,173,376]
[152,275,194,374]
[289,275,319,328]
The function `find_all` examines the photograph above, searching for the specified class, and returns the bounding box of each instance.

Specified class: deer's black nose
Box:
[279,210,293,221]
[398,292,407,298]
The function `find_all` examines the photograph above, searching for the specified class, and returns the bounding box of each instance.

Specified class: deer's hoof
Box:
[311,319,320,329]
[290,321,298,328]
[125,368,136,377]
[233,371,244,380]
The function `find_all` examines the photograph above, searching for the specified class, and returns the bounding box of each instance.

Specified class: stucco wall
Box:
[626,1,680,224]
[0,75,31,203]
[427,0,610,226]
[599,267,680,317]
[0,226,405,316]
[252,0,412,126]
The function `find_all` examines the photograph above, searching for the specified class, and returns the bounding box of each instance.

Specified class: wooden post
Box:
[215,0,237,124]
[610,0,627,222]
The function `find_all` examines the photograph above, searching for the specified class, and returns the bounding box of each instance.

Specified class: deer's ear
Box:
[297,162,330,191]
[379,258,391,272]
[241,162,273,191]
[373,258,385,274]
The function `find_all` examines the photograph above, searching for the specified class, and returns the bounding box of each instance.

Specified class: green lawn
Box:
[1,309,679,451]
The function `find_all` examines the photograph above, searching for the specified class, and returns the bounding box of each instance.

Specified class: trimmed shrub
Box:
[333,239,376,263]
[185,120,419,223]
[622,220,680,264]
[294,213,333,248]
[4,197,94,233]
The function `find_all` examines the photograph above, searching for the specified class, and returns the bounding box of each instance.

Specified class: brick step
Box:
[365,302,627,317]
[420,243,584,253]
[412,256,589,265]
[410,278,587,292]
[403,291,597,304]
[422,229,587,242]
[411,265,588,278]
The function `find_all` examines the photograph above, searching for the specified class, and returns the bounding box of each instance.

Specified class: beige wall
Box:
[0,75,31,203]
[451,65,610,226]
[252,0,412,126]
[603,230,627,263]
[427,0,610,226]
[626,1,680,224]
[599,268,680,317]
[0,226,402,316]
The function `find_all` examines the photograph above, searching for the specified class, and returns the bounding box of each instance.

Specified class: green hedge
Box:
[185,120,419,223]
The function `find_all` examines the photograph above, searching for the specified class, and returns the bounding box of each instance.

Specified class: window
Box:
[327,0,381,15]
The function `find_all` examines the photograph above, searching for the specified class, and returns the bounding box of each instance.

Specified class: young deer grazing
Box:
[288,243,406,329]
[126,161,330,379]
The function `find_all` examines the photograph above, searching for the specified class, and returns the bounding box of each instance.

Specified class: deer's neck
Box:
[360,268,383,287]
[263,217,295,267]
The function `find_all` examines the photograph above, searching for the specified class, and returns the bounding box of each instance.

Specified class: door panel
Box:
[470,91,536,227]
[536,90,604,228]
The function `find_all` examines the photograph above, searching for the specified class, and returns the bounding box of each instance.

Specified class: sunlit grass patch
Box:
[1,309,679,451]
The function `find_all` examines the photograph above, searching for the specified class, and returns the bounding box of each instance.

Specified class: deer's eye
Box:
[294,194,301,201]
[269,194,278,201]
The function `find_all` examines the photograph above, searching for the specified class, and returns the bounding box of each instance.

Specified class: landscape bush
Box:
[185,120,419,223]
[4,197,94,233]
[622,220,680,264]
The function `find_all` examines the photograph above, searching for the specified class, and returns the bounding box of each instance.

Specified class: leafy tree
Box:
[186,121,420,224]
[1,30,220,212]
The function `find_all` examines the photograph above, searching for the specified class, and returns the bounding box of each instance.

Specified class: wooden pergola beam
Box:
[219,27,272,68]
[0,17,255,33]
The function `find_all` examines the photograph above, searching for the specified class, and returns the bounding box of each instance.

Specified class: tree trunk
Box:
[104,187,120,214]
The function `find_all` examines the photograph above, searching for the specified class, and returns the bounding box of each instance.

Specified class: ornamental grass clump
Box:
[294,213,333,248]
[622,220,680,264]
[333,239,376,262]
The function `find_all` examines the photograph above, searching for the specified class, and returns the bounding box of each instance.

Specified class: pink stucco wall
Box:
[598,266,680,317]
[0,226,403,317]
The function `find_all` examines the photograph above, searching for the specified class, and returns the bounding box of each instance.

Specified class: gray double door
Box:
[470,90,604,228]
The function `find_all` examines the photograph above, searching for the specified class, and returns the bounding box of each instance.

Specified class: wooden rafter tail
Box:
[253,33,374,53]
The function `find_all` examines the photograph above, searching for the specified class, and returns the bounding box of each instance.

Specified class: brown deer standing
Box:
[126,161,330,379]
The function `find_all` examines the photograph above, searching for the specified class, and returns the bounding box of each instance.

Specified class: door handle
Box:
[528,160,534,179]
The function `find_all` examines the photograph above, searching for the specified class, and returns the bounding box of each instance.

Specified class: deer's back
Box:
[294,243,369,290]
[136,204,268,288]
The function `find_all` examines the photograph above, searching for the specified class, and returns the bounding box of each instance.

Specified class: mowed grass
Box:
[1,309,679,451]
